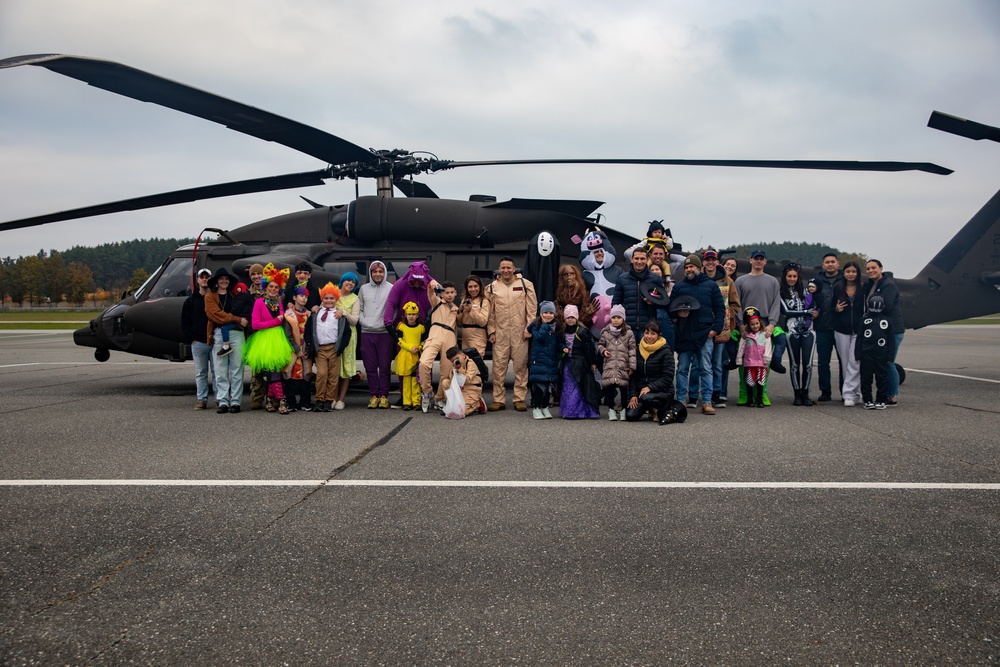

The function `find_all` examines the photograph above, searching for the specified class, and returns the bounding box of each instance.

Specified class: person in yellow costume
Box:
[394,301,426,410]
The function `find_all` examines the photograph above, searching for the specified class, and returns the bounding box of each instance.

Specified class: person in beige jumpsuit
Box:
[487,257,538,411]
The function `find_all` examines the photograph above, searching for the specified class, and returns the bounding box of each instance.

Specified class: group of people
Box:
[180,228,905,420]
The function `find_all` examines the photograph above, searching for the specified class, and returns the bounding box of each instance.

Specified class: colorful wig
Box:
[260,263,290,290]
[319,282,341,301]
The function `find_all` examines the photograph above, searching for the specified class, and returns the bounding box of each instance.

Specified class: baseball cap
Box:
[751,249,767,259]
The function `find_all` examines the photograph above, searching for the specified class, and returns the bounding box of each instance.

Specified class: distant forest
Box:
[1,238,193,305]
[1,237,865,306]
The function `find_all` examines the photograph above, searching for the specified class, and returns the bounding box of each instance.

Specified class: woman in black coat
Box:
[625,321,676,424]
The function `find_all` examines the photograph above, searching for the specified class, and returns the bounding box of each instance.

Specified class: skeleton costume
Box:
[780,278,817,406]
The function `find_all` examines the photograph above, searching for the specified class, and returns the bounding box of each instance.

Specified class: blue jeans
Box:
[192,340,214,402]
[888,332,904,397]
[711,339,726,394]
[213,329,245,407]
[677,339,714,404]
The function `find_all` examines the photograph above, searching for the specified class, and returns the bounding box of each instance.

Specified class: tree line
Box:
[1,238,192,306]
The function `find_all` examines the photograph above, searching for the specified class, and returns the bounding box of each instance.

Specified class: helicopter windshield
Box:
[136,256,194,300]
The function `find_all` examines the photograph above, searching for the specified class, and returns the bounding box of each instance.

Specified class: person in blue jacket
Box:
[669,254,725,415]
[527,301,562,419]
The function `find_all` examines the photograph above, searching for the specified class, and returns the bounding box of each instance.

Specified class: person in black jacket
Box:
[855,295,895,409]
[181,268,215,410]
[612,246,662,333]
[864,260,904,406]
[813,253,843,401]
[625,321,676,424]
[832,261,864,407]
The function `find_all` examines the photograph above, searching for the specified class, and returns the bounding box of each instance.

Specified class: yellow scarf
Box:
[639,336,666,360]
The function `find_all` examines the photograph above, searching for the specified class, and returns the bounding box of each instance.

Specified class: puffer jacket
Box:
[670,272,725,345]
[864,272,904,332]
[629,341,675,397]
[612,267,661,332]
[527,320,561,383]
[598,325,637,388]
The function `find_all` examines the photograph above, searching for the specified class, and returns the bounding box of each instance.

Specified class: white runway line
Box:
[1,480,998,490]
[0,361,168,368]
[904,368,1000,384]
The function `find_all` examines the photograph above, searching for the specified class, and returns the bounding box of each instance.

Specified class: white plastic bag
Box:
[443,371,466,420]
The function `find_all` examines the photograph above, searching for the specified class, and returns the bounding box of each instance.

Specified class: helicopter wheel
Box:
[895,363,905,386]
[94,349,111,362]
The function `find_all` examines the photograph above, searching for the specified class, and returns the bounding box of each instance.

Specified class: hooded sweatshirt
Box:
[358,260,394,334]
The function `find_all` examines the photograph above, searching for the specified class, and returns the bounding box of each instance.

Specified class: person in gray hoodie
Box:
[358,260,394,408]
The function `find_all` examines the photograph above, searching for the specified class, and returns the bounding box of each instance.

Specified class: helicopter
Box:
[1,54,998,364]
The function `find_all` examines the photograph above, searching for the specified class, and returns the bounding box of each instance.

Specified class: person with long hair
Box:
[458,274,490,355]
[555,264,597,329]
[833,261,864,406]
[864,259,904,406]
[779,263,818,406]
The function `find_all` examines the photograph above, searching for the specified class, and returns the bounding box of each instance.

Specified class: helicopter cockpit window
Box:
[136,257,195,300]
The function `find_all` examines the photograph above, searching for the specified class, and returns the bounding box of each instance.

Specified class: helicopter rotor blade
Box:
[432,158,952,176]
[0,54,376,166]
[0,170,330,232]
[928,111,1000,143]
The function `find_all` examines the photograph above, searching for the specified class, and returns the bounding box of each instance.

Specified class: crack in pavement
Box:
[28,547,156,618]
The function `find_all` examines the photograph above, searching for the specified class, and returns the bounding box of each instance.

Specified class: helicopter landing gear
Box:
[94,349,111,362]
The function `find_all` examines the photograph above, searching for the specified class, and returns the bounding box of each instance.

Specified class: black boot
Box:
[793,389,803,406]
[756,385,766,407]
[801,390,814,406]
[746,386,757,407]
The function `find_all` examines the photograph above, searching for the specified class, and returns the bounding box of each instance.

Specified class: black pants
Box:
[859,354,889,404]
[787,331,816,392]
[815,329,841,396]
[602,385,630,409]
[284,378,311,408]
[624,392,672,422]
[531,382,553,409]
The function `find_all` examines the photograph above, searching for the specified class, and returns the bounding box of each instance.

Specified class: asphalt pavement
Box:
[1,327,998,665]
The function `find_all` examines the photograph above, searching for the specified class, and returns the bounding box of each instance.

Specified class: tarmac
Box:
[1,327,998,665]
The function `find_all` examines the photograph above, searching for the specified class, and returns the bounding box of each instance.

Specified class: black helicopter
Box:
[2,54,998,364]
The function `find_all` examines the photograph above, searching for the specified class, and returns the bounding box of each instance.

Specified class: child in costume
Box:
[855,295,895,410]
[598,304,637,421]
[333,272,360,410]
[283,285,312,411]
[305,282,343,412]
[395,301,426,410]
[440,346,488,418]
[559,304,601,419]
[419,280,460,413]
[244,263,295,414]
[527,301,561,420]
[736,312,773,408]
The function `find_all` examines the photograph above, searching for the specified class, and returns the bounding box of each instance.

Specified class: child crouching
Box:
[440,346,488,417]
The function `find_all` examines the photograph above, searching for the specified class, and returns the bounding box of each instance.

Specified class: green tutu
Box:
[243,326,293,373]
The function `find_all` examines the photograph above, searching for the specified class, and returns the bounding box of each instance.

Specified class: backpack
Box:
[464,347,490,383]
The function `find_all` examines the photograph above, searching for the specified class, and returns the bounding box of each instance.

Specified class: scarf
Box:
[639,336,666,360]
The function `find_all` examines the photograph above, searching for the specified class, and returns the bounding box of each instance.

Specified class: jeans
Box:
[677,339,713,404]
[192,340,214,402]
[711,339,727,394]
[212,329,245,407]
[887,332,904,397]
[815,329,841,396]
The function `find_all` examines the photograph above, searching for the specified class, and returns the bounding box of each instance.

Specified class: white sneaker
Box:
[333,400,345,410]
[608,409,618,421]
[619,409,628,421]
[844,398,855,407]
[542,408,553,419]
[532,408,544,420]
[421,393,432,413]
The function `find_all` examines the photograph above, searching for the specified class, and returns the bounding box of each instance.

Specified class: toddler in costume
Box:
[395,301,426,410]
[736,312,773,408]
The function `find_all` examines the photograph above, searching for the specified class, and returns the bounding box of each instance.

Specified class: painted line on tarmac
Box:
[1,480,998,490]
[0,362,169,368]
[904,368,1000,384]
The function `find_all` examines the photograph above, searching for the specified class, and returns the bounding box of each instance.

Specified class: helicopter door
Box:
[135,256,194,300]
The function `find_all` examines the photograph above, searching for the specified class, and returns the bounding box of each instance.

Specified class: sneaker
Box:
[299,403,314,412]
[542,407,553,419]
[885,398,898,407]
[532,408,544,420]
[194,400,207,410]
[844,398,856,407]
[618,409,627,421]
[435,398,447,410]
[216,405,229,414]
[718,396,728,404]
[712,392,726,408]
[216,346,232,357]
[513,401,528,412]
[367,396,379,409]
[421,393,432,413]
[864,402,876,410]
[229,405,241,414]
[334,400,345,410]
[478,398,487,414]
[818,393,832,402]
[875,402,887,410]
[702,403,716,415]
[608,409,618,421]
[685,399,697,409]
[488,402,506,411]
[378,396,390,409]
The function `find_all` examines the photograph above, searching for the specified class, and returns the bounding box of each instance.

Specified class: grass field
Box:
[0,311,100,330]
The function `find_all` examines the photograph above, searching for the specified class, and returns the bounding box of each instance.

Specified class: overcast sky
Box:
[2,0,998,276]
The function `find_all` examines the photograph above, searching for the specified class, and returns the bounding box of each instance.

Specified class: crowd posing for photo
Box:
[180,230,905,422]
